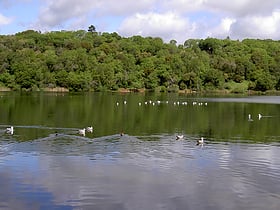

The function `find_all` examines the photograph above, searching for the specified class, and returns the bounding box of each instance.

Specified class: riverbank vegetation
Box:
[0,29,280,93]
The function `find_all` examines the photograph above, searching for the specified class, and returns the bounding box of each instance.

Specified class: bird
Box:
[86,126,93,133]
[176,135,184,140]
[248,114,253,121]
[78,128,86,136]
[6,126,14,134]
[258,113,262,120]
[197,137,204,145]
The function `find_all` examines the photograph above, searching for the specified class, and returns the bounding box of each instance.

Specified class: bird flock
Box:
[78,126,93,136]
[116,99,208,145]
[2,99,265,147]
[175,134,205,145]
[116,100,208,107]
[248,113,263,121]
[3,125,93,137]
[3,124,205,145]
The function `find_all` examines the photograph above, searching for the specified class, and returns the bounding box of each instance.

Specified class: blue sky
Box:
[1,0,280,43]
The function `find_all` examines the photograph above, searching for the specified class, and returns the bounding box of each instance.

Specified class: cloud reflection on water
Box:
[0,136,280,209]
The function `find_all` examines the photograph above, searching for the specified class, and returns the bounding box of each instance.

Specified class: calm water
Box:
[0,92,280,210]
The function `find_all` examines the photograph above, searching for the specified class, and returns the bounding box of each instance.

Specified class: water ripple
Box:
[1,134,280,210]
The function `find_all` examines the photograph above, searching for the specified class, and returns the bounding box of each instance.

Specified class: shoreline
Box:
[1,86,280,96]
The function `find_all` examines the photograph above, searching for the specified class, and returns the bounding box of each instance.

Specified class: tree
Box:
[0,30,280,92]
[169,39,177,45]
[88,25,96,33]
[201,68,225,90]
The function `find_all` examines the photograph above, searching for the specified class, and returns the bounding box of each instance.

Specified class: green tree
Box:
[88,25,96,33]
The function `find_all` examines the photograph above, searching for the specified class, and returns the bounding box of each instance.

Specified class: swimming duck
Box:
[78,128,86,136]
[6,126,14,134]
[86,126,93,133]
[197,137,204,145]
[176,135,184,140]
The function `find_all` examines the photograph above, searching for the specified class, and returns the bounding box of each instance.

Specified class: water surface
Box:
[0,93,280,209]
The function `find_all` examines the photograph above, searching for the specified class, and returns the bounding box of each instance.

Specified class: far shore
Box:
[0,86,279,95]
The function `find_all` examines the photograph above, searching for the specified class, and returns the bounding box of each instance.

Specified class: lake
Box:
[0,92,280,210]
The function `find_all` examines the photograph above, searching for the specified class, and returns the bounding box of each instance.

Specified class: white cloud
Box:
[118,12,197,43]
[116,0,280,42]
[164,0,280,17]
[230,10,280,39]
[37,0,94,28]
[0,13,13,25]
[94,0,157,16]
[208,17,236,38]
[5,0,280,42]
[161,0,206,13]
[36,0,157,29]
[205,0,280,17]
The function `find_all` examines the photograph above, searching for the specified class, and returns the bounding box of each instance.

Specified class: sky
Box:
[0,0,280,43]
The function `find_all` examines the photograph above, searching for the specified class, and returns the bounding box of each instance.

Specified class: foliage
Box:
[224,81,249,93]
[0,30,280,92]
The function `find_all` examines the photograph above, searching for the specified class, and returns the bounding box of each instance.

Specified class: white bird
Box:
[176,135,184,140]
[248,114,253,121]
[258,113,262,120]
[197,137,204,145]
[6,126,14,134]
[78,128,86,136]
[86,126,93,133]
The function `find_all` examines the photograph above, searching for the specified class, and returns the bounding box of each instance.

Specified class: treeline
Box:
[0,29,280,92]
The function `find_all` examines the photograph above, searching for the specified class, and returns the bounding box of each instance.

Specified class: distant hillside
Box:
[0,30,280,92]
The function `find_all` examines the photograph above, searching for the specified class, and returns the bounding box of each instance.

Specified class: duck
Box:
[86,126,93,133]
[78,128,86,136]
[197,137,204,145]
[176,135,184,140]
[6,126,14,134]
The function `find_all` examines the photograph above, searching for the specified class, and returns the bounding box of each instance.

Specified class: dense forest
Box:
[0,28,280,93]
